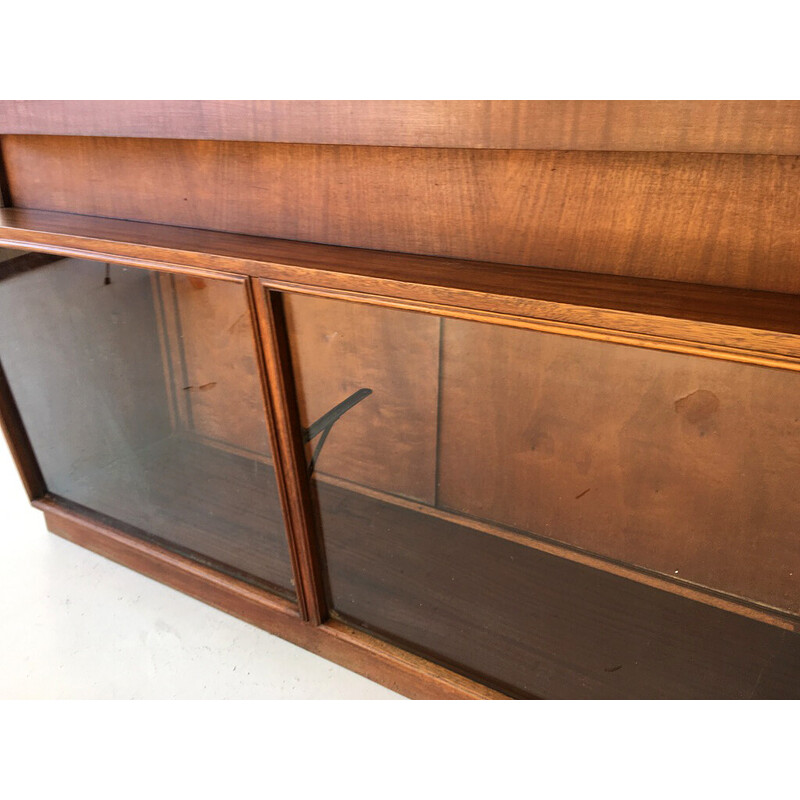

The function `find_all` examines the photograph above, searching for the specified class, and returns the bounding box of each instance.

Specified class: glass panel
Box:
[0,253,294,597]
[284,293,800,687]
[0,248,22,263]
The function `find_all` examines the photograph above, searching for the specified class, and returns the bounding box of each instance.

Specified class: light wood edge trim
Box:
[259,277,800,373]
[243,279,312,622]
[257,265,800,368]
[33,497,502,699]
[0,237,246,283]
[251,285,328,626]
[4,224,800,371]
[313,473,799,634]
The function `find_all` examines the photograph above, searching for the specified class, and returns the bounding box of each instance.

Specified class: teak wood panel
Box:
[5,100,798,699]
[154,273,272,458]
[437,320,800,617]
[283,294,440,502]
[2,101,800,155]
[5,136,800,293]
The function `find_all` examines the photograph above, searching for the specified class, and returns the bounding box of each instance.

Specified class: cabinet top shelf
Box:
[2,206,800,371]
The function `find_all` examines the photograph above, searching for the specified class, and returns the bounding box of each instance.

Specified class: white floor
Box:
[0,436,401,700]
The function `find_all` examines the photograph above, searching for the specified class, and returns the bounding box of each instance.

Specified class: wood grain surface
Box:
[7,100,799,699]
[155,273,273,459]
[6,208,800,375]
[283,293,440,502]
[2,101,800,154]
[4,135,800,292]
[437,319,800,616]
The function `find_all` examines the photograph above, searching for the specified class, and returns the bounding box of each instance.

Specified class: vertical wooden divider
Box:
[248,280,328,625]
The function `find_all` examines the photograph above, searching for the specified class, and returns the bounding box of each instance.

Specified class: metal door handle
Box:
[302,388,372,476]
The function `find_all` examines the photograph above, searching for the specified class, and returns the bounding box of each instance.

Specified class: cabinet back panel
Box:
[156,273,272,459]
[4,135,800,292]
[283,294,440,503]
[438,319,800,616]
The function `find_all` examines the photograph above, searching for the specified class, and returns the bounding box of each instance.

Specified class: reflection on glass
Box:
[285,292,800,618]
[0,253,294,596]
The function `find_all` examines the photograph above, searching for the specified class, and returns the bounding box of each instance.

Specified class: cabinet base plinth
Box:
[34,497,506,700]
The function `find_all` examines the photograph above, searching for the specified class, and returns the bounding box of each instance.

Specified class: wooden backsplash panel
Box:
[4,134,800,293]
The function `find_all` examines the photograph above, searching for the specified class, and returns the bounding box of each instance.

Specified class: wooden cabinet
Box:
[2,101,800,698]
